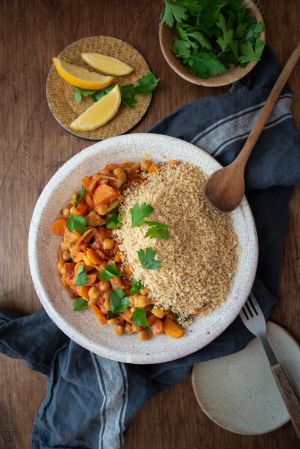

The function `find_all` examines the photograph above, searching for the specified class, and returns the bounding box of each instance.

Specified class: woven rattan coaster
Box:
[46,36,152,140]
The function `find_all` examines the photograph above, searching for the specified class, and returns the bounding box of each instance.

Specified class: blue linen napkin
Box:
[1,47,300,449]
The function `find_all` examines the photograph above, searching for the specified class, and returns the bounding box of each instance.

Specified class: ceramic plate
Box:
[28,133,258,364]
[192,322,300,434]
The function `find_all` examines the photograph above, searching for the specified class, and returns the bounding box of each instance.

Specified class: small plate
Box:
[192,322,300,434]
[46,36,152,140]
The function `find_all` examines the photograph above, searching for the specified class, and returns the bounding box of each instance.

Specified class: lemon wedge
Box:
[81,53,134,76]
[53,57,114,89]
[70,84,121,131]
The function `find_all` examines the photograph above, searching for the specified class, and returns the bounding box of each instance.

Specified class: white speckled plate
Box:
[192,322,300,434]
[28,133,258,364]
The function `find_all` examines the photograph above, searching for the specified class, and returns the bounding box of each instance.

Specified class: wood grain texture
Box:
[0,1,299,448]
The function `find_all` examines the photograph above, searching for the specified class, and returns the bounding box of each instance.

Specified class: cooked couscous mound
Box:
[115,162,238,325]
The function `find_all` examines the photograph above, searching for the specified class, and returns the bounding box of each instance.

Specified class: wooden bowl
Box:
[159,0,265,87]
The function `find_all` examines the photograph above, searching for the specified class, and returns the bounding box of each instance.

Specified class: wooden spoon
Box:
[205,41,300,212]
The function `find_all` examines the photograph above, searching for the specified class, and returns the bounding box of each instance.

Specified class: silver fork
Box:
[240,292,300,438]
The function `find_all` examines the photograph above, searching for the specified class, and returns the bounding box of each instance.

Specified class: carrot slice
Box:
[86,273,97,286]
[93,184,118,206]
[164,318,184,339]
[73,201,89,216]
[86,248,103,265]
[90,304,107,325]
[51,217,67,236]
[75,286,90,300]
[74,252,85,262]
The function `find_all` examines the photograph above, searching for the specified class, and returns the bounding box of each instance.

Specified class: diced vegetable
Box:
[51,217,67,236]
[164,318,184,339]
[93,184,118,205]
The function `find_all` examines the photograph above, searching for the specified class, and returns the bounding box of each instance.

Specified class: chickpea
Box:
[95,204,108,215]
[88,286,100,302]
[125,323,133,335]
[62,250,70,261]
[103,239,114,250]
[62,208,70,218]
[99,280,110,292]
[57,260,64,272]
[60,241,69,251]
[104,298,111,311]
[102,291,109,301]
[133,295,150,308]
[107,318,119,325]
[138,330,151,341]
[140,159,151,171]
[114,324,124,336]
[70,206,76,215]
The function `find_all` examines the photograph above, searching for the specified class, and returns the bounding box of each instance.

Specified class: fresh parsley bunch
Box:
[161,0,265,78]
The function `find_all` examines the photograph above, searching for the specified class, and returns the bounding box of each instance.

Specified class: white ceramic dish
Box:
[28,133,258,364]
[192,322,300,434]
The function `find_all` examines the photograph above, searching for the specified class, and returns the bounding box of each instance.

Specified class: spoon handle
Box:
[236,40,300,167]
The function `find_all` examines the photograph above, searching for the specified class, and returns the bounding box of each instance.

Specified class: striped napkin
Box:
[1,47,300,449]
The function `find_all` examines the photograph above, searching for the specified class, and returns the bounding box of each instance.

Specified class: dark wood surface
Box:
[0,1,299,448]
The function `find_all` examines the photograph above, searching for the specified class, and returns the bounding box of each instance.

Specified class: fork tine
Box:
[241,306,249,320]
[249,291,261,315]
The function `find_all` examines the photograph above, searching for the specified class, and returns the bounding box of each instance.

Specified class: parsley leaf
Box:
[172,38,191,59]
[130,279,145,296]
[138,247,161,270]
[74,87,97,104]
[73,297,88,311]
[106,213,122,229]
[134,72,160,94]
[66,214,87,234]
[216,13,233,52]
[109,289,129,313]
[132,308,150,327]
[130,203,154,227]
[74,186,86,207]
[91,85,115,102]
[120,84,137,108]
[161,0,187,27]
[74,72,160,108]
[188,51,226,78]
[74,265,88,286]
[97,264,123,281]
[239,38,264,65]
[144,221,170,240]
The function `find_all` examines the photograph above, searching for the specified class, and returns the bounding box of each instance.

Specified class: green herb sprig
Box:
[97,264,123,281]
[138,247,161,270]
[73,297,88,311]
[130,279,145,296]
[132,308,150,327]
[74,72,159,107]
[66,214,87,234]
[74,265,88,286]
[74,186,86,207]
[109,288,129,314]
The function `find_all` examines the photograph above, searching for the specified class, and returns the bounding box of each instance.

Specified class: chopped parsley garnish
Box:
[109,289,129,314]
[74,72,159,107]
[106,213,122,229]
[129,279,145,296]
[138,247,161,270]
[73,297,88,311]
[66,214,87,234]
[132,308,150,327]
[74,265,88,286]
[144,220,170,240]
[74,186,86,207]
[97,264,123,281]
[130,202,154,227]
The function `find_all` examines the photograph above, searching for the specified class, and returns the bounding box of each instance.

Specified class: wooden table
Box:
[0,1,299,448]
